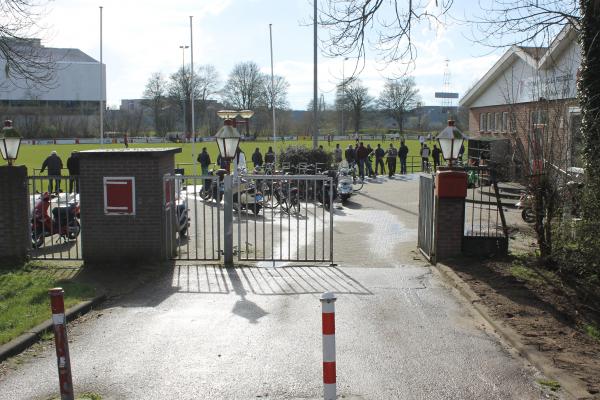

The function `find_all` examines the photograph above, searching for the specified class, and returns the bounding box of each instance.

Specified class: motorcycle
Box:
[233,177,264,215]
[516,180,583,224]
[173,175,190,238]
[31,192,80,248]
[337,165,353,203]
[199,168,226,202]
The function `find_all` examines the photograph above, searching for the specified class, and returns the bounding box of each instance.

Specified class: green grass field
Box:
[1,138,441,175]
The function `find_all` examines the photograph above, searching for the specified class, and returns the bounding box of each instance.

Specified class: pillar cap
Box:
[320,291,337,302]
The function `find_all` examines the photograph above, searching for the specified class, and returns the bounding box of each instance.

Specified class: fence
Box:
[163,173,335,264]
[417,175,435,262]
[463,166,508,256]
[28,175,82,260]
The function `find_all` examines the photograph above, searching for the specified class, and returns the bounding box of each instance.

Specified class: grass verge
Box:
[0,261,96,346]
[537,379,561,392]
[585,324,600,342]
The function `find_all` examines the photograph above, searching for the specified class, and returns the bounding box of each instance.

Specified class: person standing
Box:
[344,144,355,165]
[334,143,342,164]
[198,147,212,175]
[66,152,80,194]
[40,151,63,193]
[356,142,369,179]
[421,144,431,172]
[399,140,409,174]
[386,143,398,178]
[123,132,129,148]
[432,144,441,171]
[375,144,385,175]
[366,144,375,177]
[252,147,263,169]
[265,146,275,165]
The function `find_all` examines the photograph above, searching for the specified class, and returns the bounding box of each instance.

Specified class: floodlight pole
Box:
[190,15,197,176]
[99,6,104,147]
[312,0,318,149]
[269,23,277,163]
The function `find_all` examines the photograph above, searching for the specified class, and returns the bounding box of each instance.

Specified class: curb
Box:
[0,293,106,363]
[433,262,591,400]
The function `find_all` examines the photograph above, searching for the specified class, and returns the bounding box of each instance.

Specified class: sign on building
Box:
[103,177,135,215]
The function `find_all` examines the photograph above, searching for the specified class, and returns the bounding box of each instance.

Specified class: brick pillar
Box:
[0,166,29,265]
[77,148,181,265]
[434,169,467,261]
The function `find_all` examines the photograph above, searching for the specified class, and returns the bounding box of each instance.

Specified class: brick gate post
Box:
[434,168,467,261]
[77,148,181,264]
[0,165,29,266]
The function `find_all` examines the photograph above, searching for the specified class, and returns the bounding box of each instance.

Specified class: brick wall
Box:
[78,148,180,264]
[0,166,29,265]
[434,198,465,261]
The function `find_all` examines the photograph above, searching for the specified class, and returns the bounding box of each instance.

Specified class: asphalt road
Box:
[0,173,552,399]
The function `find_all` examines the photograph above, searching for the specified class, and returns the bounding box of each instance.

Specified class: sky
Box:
[36,0,505,110]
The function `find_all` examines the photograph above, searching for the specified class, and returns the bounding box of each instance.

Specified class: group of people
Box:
[334,141,415,178]
[197,146,277,175]
[40,151,79,193]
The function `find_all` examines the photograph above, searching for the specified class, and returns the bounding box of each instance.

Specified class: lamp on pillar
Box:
[239,109,254,138]
[215,111,241,174]
[436,119,466,168]
[0,120,22,166]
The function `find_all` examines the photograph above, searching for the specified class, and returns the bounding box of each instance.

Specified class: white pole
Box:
[179,45,187,144]
[190,15,196,176]
[99,6,103,147]
[269,24,276,163]
[320,292,337,400]
[313,0,318,149]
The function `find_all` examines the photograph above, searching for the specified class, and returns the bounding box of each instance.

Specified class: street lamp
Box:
[215,110,242,174]
[0,120,22,166]
[217,109,254,136]
[179,45,189,138]
[436,119,466,168]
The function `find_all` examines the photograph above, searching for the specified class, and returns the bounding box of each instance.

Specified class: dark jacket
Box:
[399,145,409,159]
[432,147,441,162]
[356,145,369,160]
[41,154,63,175]
[252,151,263,166]
[198,151,211,167]
[265,151,275,164]
[375,148,385,159]
[344,148,355,162]
[66,154,79,175]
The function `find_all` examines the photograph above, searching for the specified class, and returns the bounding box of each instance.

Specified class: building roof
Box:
[459,25,578,108]
[1,38,99,63]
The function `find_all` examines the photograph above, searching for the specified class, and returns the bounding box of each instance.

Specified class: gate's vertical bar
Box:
[322,177,325,261]
[224,174,234,266]
[313,179,317,261]
[305,178,308,260]
[216,177,221,260]
[329,176,334,263]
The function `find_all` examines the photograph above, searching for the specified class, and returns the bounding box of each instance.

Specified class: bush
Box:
[278,146,333,173]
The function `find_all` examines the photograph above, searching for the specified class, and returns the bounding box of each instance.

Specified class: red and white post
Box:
[320,291,337,400]
[49,287,74,400]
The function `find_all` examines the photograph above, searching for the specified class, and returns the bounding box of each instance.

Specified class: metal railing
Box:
[164,174,222,261]
[418,175,435,262]
[464,166,508,238]
[28,176,82,260]
[235,174,334,264]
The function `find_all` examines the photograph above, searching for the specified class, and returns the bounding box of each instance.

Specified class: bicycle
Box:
[349,162,363,191]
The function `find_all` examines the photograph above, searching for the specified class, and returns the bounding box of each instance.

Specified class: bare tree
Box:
[263,74,290,111]
[143,72,168,135]
[340,79,373,133]
[194,64,219,134]
[222,61,266,110]
[0,0,56,88]
[318,0,453,69]
[378,77,420,134]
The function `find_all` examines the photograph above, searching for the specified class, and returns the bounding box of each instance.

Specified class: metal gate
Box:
[28,175,82,260]
[417,174,435,262]
[164,174,222,261]
[164,173,334,264]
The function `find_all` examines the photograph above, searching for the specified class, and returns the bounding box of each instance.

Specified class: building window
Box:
[502,112,508,132]
[495,113,501,132]
[487,113,492,131]
[479,113,486,131]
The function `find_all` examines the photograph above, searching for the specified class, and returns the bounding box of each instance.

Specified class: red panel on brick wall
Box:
[104,177,135,215]
[435,170,467,198]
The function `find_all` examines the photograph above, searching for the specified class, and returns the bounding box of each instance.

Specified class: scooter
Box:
[233,178,264,215]
[31,192,80,248]
[173,175,190,238]
[337,165,353,203]
[200,169,226,202]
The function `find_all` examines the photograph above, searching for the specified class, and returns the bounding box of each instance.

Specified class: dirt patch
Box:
[444,233,600,398]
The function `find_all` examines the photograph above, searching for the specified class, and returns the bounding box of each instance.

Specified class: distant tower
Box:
[435,59,458,119]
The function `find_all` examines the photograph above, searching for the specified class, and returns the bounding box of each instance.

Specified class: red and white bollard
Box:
[49,287,74,400]
[320,291,337,400]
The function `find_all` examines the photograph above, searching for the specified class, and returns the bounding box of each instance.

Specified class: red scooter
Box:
[31,192,81,248]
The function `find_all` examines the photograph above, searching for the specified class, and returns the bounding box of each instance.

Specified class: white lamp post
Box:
[215,111,242,174]
[436,120,466,168]
[0,120,22,166]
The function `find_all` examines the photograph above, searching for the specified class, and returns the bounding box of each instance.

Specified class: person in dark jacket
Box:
[198,147,212,175]
[265,146,275,164]
[40,151,63,193]
[356,142,369,179]
[386,144,398,177]
[432,144,441,171]
[344,144,355,164]
[375,144,385,175]
[252,148,263,169]
[66,152,80,193]
[398,140,409,174]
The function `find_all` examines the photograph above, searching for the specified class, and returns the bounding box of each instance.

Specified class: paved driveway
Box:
[0,174,552,399]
